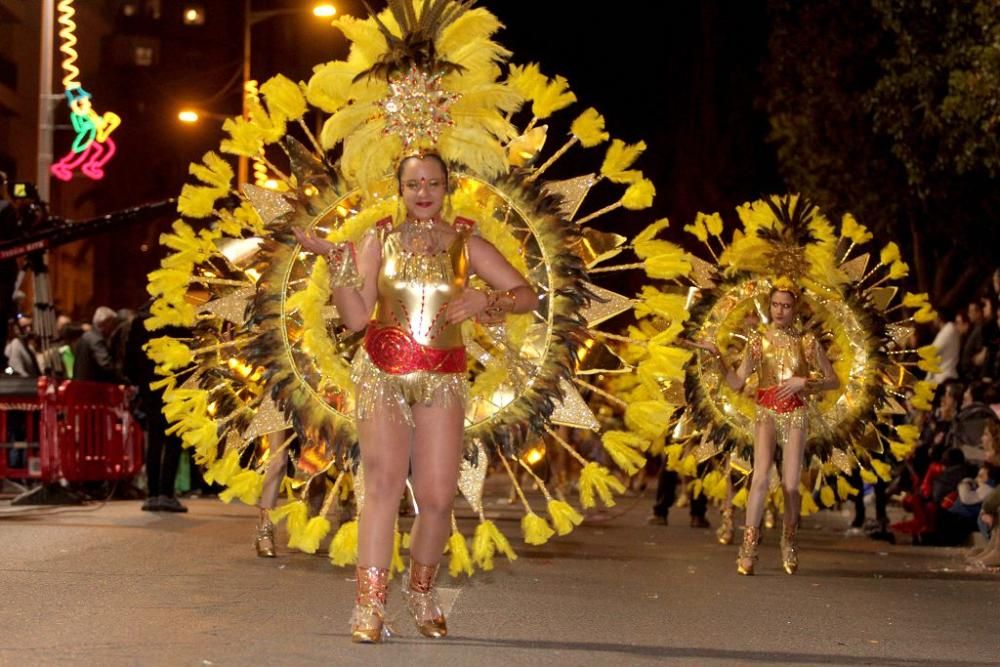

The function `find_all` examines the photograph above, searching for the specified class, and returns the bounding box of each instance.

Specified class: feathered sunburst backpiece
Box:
[615,194,939,515]
[144,0,675,576]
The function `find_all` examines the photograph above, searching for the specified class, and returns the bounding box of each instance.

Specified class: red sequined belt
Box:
[756,386,804,413]
[364,325,466,375]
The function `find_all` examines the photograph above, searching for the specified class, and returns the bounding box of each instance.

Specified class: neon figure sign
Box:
[49,0,121,182]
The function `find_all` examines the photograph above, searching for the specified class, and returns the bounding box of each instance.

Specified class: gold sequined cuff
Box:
[478,288,517,324]
[326,242,363,290]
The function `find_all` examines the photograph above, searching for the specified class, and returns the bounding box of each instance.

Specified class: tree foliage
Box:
[761,0,1000,305]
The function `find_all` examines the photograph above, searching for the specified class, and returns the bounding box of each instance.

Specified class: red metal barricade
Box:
[0,377,143,483]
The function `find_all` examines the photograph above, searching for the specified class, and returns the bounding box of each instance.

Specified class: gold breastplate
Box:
[756,328,810,388]
[372,227,470,349]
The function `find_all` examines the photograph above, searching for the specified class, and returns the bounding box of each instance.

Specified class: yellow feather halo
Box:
[626,194,936,511]
[145,0,671,576]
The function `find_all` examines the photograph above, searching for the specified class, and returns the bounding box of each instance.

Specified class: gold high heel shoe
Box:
[402,559,447,638]
[717,507,734,545]
[780,522,799,575]
[255,510,276,558]
[351,566,390,643]
[737,526,760,576]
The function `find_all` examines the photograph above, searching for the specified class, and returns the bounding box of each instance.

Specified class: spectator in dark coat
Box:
[73,306,126,383]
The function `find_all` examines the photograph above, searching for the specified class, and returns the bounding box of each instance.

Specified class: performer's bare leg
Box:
[779,426,807,574]
[401,399,463,635]
[738,419,776,574]
[781,427,806,525]
[745,419,777,529]
[357,404,413,569]
[254,433,290,557]
[409,400,464,564]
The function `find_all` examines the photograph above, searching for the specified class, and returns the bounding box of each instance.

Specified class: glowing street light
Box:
[177,108,229,124]
[313,4,336,18]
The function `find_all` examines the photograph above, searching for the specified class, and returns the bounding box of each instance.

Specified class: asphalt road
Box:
[1,487,998,667]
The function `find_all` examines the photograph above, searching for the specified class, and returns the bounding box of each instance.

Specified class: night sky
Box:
[51,1,784,312]
[253,0,781,229]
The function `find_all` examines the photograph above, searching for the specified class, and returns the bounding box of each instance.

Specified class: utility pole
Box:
[36,0,55,202]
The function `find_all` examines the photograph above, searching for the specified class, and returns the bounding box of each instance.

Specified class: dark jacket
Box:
[73,329,125,383]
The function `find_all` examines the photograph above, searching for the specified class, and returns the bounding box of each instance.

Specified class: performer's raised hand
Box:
[683,338,720,357]
[292,227,337,256]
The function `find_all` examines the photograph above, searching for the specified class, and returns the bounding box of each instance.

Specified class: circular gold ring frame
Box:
[693,277,872,444]
[279,173,560,436]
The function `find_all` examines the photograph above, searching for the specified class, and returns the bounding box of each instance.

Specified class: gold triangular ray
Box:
[576,339,630,375]
[550,378,600,430]
[867,286,898,311]
[729,454,752,476]
[860,424,883,453]
[693,436,718,463]
[578,228,627,268]
[199,287,255,325]
[507,126,548,167]
[242,184,294,226]
[581,282,634,327]
[886,324,914,347]
[458,441,488,514]
[881,394,908,416]
[179,370,204,392]
[224,428,242,453]
[830,448,855,474]
[883,364,919,389]
[544,174,597,220]
[662,381,685,406]
[839,253,870,282]
[241,395,290,443]
[689,255,718,288]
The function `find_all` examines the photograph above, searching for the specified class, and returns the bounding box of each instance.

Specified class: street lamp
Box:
[177,110,200,124]
[239,2,336,184]
[177,108,230,124]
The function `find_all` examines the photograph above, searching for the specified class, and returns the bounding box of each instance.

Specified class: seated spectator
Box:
[972,486,1000,567]
[951,380,999,463]
[942,425,1000,547]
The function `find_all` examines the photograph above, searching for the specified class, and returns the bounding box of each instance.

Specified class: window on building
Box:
[134,46,155,67]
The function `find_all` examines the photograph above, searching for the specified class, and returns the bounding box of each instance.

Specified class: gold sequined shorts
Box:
[351,347,467,426]
[754,403,807,448]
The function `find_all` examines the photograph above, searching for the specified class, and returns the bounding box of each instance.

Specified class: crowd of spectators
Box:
[890,269,1000,566]
[2,303,190,513]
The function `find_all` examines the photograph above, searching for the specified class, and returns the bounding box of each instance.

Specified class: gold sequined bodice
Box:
[754,328,815,388]
[372,226,470,349]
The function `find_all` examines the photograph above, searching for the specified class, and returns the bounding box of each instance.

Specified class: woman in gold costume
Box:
[693,280,839,575]
[295,154,538,642]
